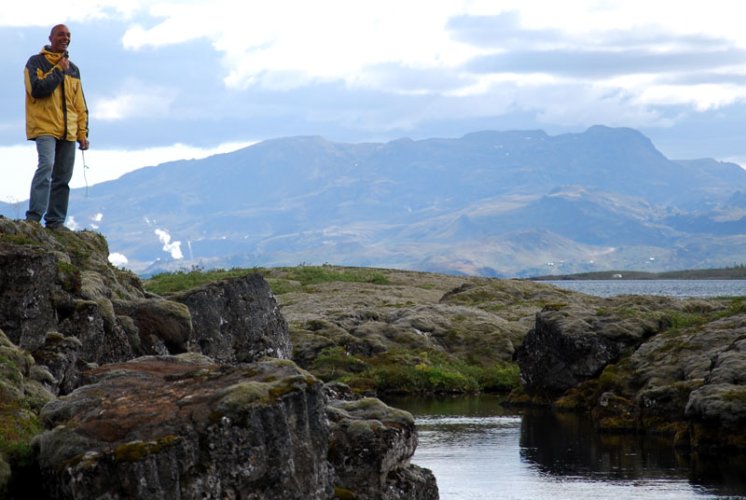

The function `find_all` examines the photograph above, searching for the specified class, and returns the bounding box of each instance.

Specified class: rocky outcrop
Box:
[0,219,288,394]
[171,274,291,363]
[34,355,333,500]
[515,295,746,451]
[327,396,438,500]
[0,220,152,394]
[516,297,664,396]
[0,329,55,499]
[0,218,438,499]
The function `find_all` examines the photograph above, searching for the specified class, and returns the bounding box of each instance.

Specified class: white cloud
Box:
[123,0,481,91]
[108,252,129,267]
[66,216,80,230]
[110,0,746,119]
[155,228,183,260]
[635,84,746,111]
[0,1,148,26]
[0,144,36,205]
[92,80,175,121]
[0,141,255,203]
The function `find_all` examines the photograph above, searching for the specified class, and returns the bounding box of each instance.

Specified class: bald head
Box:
[48,24,71,53]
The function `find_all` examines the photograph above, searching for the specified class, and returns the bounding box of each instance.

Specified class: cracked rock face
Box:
[35,355,333,500]
[515,300,659,396]
[515,294,746,451]
[171,274,291,363]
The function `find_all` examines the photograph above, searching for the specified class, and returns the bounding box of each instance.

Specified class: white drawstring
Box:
[81,149,90,197]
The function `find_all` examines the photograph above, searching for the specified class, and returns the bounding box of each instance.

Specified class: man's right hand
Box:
[58,58,70,72]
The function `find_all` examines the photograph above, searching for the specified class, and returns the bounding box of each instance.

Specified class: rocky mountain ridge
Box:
[3,125,745,277]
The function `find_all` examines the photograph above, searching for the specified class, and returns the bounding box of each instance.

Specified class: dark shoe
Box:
[46,224,71,232]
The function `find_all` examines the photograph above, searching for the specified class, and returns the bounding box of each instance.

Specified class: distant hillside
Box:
[3,125,746,277]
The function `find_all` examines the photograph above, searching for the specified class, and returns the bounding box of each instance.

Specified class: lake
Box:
[538,279,746,298]
[386,395,746,500]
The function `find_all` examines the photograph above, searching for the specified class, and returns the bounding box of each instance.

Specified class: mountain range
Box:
[3,125,746,277]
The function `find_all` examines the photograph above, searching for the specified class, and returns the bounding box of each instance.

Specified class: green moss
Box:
[542,303,568,311]
[312,347,369,381]
[0,234,37,246]
[55,260,82,294]
[717,298,746,319]
[596,363,633,395]
[596,415,637,432]
[334,486,357,499]
[144,264,390,296]
[217,372,316,416]
[371,359,479,394]
[464,362,521,392]
[0,353,25,386]
[143,267,255,295]
[266,278,302,295]
[218,381,270,412]
[722,387,746,403]
[0,407,42,463]
[554,383,596,411]
[113,435,179,462]
[339,397,414,429]
[267,382,298,400]
[661,310,709,330]
[282,265,390,287]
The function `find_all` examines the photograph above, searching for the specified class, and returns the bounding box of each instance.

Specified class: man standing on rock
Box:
[24,23,89,230]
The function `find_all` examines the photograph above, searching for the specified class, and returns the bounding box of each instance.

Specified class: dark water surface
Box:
[385,395,746,500]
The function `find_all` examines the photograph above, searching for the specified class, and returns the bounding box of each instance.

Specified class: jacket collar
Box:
[41,45,66,65]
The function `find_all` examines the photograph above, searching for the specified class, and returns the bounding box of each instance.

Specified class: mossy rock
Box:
[331,397,414,429]
[333,486,357,499]
[113,435,180,463]
[216,370,318,417]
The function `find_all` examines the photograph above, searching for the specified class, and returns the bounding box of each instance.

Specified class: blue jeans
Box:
[26,136,76,228]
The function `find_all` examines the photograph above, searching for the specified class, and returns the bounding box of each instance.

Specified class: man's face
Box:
[49,25,71,53]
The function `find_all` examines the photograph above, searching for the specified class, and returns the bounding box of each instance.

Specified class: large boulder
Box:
[34,355,333,499]
[515,297,668,396]
[171,274,291,363]
[327,396,438,500]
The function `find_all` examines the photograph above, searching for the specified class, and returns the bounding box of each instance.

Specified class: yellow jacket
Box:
[24,46,88,142]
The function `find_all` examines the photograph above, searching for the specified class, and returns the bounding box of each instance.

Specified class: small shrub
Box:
[312,347,368,381]
[661,311,708,330]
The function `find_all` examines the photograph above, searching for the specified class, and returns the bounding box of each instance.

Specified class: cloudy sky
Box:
[2,0,746,203]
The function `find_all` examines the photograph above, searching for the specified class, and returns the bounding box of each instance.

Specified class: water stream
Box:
[385,395,746,500]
